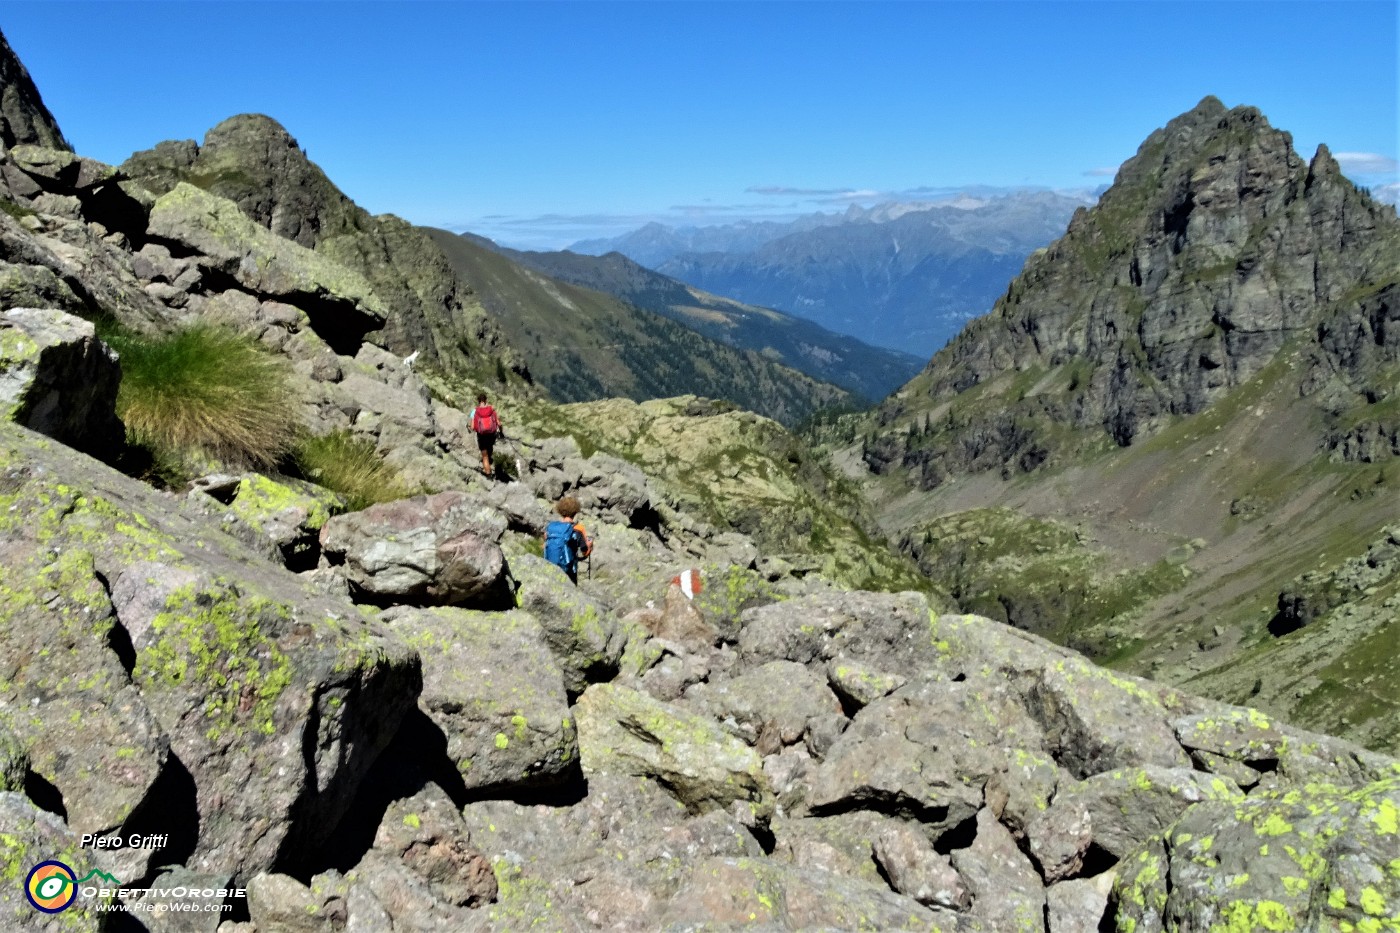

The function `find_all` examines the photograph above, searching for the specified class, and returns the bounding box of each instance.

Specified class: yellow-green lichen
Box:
[134,581,294,737]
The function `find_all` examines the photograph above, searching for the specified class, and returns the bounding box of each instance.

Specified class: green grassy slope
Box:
[423,228,856,428]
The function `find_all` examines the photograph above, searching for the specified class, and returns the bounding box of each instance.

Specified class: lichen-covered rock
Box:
[145,183,385,354]
[392,607,577,793]
[370,784,497,909]
[510,554,625,694]
[1028,766,1240,883]
[684,659,842,750]
[575,683,772,821]
[129,575,420,880]
[0,479,171,881]
[0,723,26,792]
[319,491,507,607]
[0,306,122,457]
[1110,774,1400,932]
[223,473,342,569]
[0,792,119,930]
[0,420,422,881]
[1023,656,1193,778]
[7,144,114,192]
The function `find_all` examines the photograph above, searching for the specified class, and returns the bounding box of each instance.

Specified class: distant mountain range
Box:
[571,192,1095,356]
[477,239,924,402]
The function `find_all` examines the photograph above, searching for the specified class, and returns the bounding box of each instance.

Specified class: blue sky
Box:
[4,1,1396,249]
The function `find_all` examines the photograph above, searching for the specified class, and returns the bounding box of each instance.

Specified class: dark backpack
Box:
[544,520,582,575]
[473,405,499,434]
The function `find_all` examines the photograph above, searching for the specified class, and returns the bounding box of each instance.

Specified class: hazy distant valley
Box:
[572,191,1094,356]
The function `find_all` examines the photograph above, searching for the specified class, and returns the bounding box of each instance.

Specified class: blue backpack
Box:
[544,520,583,575]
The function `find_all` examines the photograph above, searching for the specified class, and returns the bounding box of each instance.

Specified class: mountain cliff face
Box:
[848,97,1400,751]
[869,97,1399,483]
[0,31,66,152]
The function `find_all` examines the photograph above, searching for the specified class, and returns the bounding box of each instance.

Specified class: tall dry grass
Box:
[293,430,414,512]
[108,323,299,468]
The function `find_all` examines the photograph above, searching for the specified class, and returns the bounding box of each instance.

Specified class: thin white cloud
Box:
[1370,182,1399,206]
[747,185,852,196]
[1084,166,1119,178]
[1334,152,1399,175]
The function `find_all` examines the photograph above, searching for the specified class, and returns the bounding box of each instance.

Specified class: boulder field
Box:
[1,321,1398,929]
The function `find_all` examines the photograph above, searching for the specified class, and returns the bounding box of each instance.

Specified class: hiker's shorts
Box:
[477,431,497,454]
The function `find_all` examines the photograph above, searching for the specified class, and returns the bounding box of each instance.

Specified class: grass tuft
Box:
[107,322,299,468]
[293,431,414,512]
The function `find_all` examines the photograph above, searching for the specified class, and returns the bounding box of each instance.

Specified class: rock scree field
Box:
[0,26,1396,933]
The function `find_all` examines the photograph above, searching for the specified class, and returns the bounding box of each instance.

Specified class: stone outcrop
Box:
[122,114,522,380]
[0,306,123,457]
[145,183,386,354]
[0,420,421,884]
[0,31,67,153]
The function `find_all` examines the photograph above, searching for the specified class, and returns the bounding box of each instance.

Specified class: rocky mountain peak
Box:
[869,98,1399,482]
[0,29,68,153]
[122,113,523,379]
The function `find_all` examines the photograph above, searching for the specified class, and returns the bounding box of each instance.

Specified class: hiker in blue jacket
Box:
[544,495,593,584]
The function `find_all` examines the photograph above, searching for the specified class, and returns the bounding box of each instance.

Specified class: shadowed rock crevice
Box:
[117,752,200,885]
[23,769,66,820]
[931,811,979,855]
[95,569,138,676]
[808,793,950,827]
[281,707,449,881]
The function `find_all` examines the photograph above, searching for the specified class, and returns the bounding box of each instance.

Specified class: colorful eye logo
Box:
[25,860,77,913]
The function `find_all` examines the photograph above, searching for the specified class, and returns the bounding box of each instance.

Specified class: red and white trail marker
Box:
[670,568,703,600]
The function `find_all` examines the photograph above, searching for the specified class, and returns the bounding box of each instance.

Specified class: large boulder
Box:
[319,491,508,607]
[575,683,773,822]
[0,306,122,457]
[392,607,578,794]
[1112,774,1400,932]
[510,554,626,694]
[0,420,421,881]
